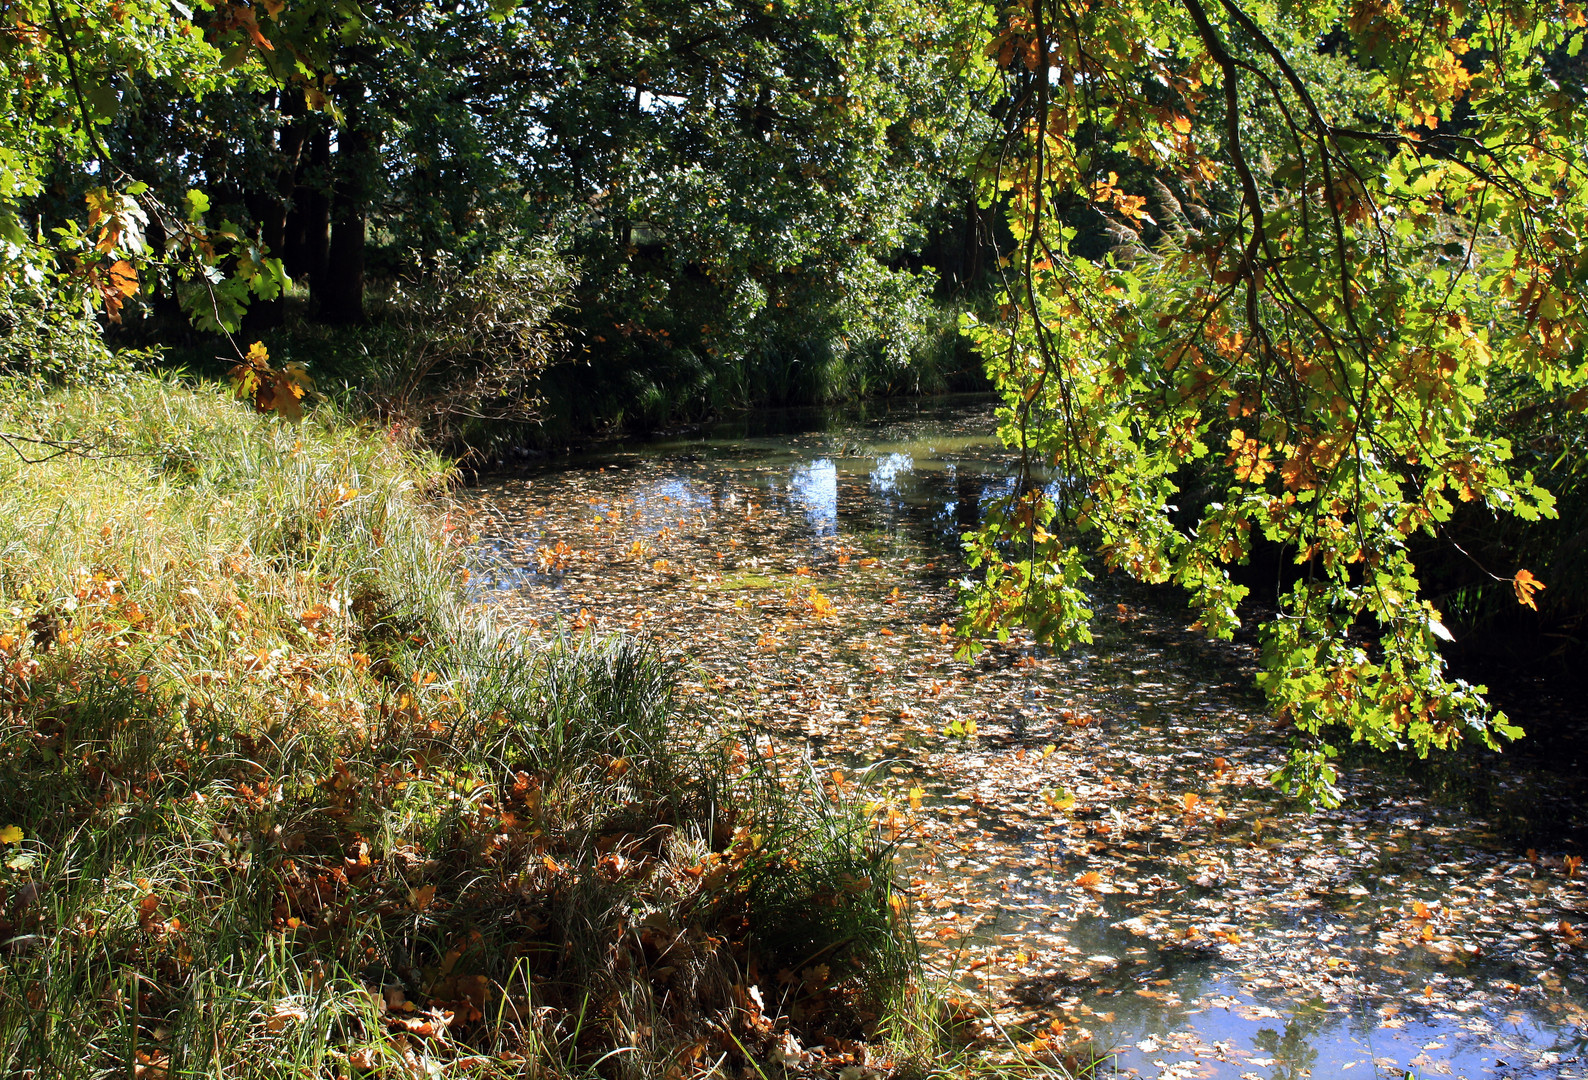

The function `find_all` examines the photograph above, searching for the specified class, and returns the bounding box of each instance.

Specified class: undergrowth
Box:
[0,375,1028,1079]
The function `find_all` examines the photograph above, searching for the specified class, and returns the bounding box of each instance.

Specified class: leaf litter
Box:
[467,399,1588,1079]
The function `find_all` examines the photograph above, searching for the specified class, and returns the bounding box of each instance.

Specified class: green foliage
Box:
[268,243,579,443]
[961,0,1586,803]
[9,0,990,425]
[538,0,992,419]
[0,273,132,385]
[0,0,287,355]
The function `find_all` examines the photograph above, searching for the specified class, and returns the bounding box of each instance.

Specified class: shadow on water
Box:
[466,395,1588,1080]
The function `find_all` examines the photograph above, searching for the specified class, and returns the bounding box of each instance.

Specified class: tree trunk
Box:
[317,124,371,325]
[242,98,308,335]
[287,127,331,292]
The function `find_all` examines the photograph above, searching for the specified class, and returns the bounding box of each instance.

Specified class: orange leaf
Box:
[1513,569,1545,610]
[107,260,138,297]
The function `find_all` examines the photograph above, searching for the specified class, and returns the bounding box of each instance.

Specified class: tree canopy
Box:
[959,0,1587,801]
[3,0,1586,800]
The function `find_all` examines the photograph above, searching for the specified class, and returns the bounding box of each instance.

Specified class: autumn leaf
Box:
[265,1003,308,1032]
[392,1012,452,1036]
[107,260,138,297]
[0,825,22,844]
[94,259,140,322]
[1225,428,1274,483]
[1513,569,1545,610]
[137,892,161,933]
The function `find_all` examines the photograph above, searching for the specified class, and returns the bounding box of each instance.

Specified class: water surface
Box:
[466,396,1588,1080]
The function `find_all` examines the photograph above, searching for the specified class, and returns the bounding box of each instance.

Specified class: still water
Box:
[466,395,1588,1080]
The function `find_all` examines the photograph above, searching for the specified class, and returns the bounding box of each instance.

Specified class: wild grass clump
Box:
[0,374,934,1079]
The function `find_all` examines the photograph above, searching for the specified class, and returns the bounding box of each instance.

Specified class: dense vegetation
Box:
[3,0,996,438]
[1,0,1586,1070]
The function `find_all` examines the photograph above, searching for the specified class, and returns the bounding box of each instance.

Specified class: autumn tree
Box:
[959,0,1587,802]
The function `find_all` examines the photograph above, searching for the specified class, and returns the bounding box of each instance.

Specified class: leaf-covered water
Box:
[466,396,1588,1080]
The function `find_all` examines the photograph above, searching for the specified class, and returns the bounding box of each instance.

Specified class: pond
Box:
[465,395,1588,1080]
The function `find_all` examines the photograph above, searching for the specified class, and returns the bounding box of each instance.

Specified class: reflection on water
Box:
[870,452,915,497]
[467,394,1588,1080]
[787,458,839,539]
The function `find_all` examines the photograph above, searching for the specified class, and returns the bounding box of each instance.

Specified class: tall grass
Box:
[0,375,950,1078]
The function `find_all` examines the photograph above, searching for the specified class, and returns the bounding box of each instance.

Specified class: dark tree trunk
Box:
[960,192,982,290]
[317,124,372,325]
[242,102,307,335]
[287,127,331,291]
[241,191,288,335]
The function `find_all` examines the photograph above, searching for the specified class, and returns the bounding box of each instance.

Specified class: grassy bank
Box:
[0,375,966,1078]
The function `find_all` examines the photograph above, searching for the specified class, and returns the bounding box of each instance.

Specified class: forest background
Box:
[1,0,1587,1073]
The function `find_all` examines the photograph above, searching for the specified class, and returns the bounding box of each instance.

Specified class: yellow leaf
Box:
[0,825,22,844]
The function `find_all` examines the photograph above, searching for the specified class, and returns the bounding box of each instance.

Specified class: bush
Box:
[266,243,577,451]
